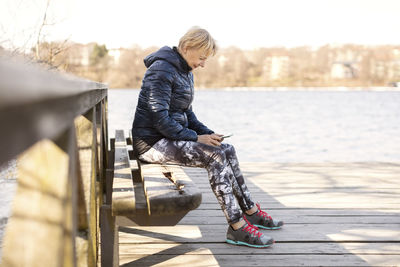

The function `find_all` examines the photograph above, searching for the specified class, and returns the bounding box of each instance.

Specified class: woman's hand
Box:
[197,134,223,146]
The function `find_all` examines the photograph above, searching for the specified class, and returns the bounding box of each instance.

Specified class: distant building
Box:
[389,49,400,81]
[66,43,95,67]
[388,60,400,81]
[369,59,386,80]
[80,45,91,66]
[331,61,358,79]
[263,56,289,80]
[108,48,126,65]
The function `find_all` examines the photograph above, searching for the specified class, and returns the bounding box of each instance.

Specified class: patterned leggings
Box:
[138,139,255,224]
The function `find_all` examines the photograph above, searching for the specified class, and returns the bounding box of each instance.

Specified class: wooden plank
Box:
[0,90,107,165]
[102,98,109,177]
[195,176,400,186]
[95,102,104,221]
[118,224,400,243]
[105,149,114,205]
[100,205,119,267]
[194,202,400,209]
[119,254,400,267]
[195,185,400,192]
[178,214,400,225]
[119,242,400,255]
[0,56,106,107]
[199,190,400,200]
[139,162,202,217]
[112,130,146,216]
[75,112,97,266]
[1,135,75,266]
[184,208,400,216]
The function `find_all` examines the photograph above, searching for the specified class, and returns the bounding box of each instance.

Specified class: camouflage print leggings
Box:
[138,139,255,224]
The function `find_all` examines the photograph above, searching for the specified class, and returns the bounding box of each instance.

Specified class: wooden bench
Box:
[100,130,203,266]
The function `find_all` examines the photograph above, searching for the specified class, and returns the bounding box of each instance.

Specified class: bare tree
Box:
[0,0,70,69]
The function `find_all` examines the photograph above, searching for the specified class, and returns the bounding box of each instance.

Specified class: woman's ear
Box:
[181,45,188,55]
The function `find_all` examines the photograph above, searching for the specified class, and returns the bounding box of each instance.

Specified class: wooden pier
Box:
[115,162,400,266]
[1,56,399,266]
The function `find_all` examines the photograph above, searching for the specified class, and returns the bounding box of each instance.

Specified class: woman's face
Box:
[180,47,208,70]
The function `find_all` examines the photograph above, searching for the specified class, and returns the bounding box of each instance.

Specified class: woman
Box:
[131,27,283,248]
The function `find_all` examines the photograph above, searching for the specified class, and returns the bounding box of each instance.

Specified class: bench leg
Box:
[100,205,119,267]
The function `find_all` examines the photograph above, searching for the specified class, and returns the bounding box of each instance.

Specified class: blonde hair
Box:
[178,26,218,57]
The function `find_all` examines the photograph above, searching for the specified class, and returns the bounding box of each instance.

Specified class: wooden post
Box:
[100,205,119,267]
[0,128,77,267]
[0,57,108,267]
[74,110,98,267]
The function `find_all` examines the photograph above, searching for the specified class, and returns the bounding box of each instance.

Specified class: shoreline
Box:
[109,86,400,92]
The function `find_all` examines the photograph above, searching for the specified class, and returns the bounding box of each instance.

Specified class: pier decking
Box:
[115,162,400,266]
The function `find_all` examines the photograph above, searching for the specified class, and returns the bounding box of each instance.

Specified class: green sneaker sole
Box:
[226,239,273,248]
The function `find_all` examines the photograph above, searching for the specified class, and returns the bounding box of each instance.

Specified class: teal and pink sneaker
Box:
[226,221,274,248]
[244,203,284,230]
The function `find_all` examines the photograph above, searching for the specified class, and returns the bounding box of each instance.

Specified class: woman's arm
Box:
[186,105,214,135]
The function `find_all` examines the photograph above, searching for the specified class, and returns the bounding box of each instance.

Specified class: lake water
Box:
[108,88,400,163]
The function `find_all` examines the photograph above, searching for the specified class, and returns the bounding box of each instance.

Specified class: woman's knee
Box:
[221,143,236,158]
[207,147,227,166]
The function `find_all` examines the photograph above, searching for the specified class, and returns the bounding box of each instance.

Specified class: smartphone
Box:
[222,134,233,139]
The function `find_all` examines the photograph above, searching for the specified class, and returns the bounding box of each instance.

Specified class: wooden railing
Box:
[0,56,108,267]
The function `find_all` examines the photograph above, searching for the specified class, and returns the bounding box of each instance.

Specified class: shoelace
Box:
[242,223,262,238]
[256,203,272,220]
[243,215,259,230]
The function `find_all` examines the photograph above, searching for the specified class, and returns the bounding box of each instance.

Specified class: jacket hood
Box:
[143,46,192,72]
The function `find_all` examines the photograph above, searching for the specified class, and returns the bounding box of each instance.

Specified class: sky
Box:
[1,0,400,51]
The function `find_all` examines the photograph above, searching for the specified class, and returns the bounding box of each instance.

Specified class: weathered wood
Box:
[100,205,119,267]
[139,162,202,217]
[178,214,400,225]
[74,111,98,266]
[119,223,400,243]
[119,254,400,267]
[0,56,105,107]
[116,162,400,266]
[119,242,400,255]
[0,57,108,267]
[0,131,76,267]
[0,90,107,165]
[96,101,106,208]
[194,202,400,210]
[112,130,146,216]
[111,130,204,226]
[185,208,400,216]
[105,138,115,206]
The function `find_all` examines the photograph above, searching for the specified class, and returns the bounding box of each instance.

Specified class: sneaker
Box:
[244,203,284,230]
[226,222,274,248]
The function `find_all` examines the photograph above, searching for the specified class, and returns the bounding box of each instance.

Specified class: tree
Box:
[87,43,110,82]
[0,0,70,69]
[90,44,108,66]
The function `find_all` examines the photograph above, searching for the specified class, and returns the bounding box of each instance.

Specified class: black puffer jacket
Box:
[131,46,214,150]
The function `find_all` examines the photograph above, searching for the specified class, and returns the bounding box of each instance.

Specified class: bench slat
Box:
[112,130,146,216]
[139,162,202,217]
